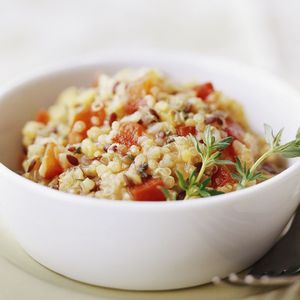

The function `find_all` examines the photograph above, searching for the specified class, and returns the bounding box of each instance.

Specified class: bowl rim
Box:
[1,49,300,208]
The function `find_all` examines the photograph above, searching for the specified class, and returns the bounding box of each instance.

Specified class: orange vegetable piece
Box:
[124,76,153,114]
[36,110,49,125]
[40,143,64,180]
[194,82,214,100]
[68,131,85,145]
[130,179,166,201]
[113,122,144,147]
[176,125,196,136]
[211,165,235,188]
[124,99,146,114]
[73,105,106,129]
[68,105,106,144]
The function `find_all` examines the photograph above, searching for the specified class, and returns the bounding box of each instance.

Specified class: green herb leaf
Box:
[233,125,300,188]
[176,170,187,191]
[264,124,273,147]
[203,125,213,147]
[212,136,233,150]
[188,169,197,186]
[161,188,176,201]
[190,135,203,158]
[214,159,235,165]
[206,189,225,196]
[200,177,211,188]
[280,145,300,158]
[198,189,211,198]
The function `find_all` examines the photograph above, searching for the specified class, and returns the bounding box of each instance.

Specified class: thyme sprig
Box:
[163,125,233,200]
[190,125,233,183]
[163,124,300,200]
[233,124,300,188]
[177,170,225,199]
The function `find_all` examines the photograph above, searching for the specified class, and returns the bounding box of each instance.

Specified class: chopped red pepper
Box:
[176,125,196,136]
[225,118,244,141]
[68,105,106,144]
[113,122,144,147]
[194,82,214,100]
[40,143,64,180]
[211,165,235,188]
[36,110,49,125]
[130,179,166,201]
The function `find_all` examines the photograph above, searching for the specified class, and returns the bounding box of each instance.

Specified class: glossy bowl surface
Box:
[0,50,300,290]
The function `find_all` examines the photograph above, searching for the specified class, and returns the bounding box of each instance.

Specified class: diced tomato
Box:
[36,110,49,125]
[225,118,244,141]
[211,165,235,188]
[130,179,166,201]
[222,142,236,161]
[40,143,63,180]
[194,82,214,100]
[113,122,144,147]
[68,105,106,144]
[176,125,196,136]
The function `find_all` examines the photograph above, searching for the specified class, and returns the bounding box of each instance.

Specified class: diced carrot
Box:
[113,122,144,147]
[225,118,244,141]
[36,110,49,125]
[68,131,85,145]
[176,125,196,136]
[40,143,63,180]
[73,105,106,128]
[124,99,146,114]
[68,105,106,144]
[124,76,153,114]
[194,82,214,100]
[130,179,166,201]
[211,165,235,188]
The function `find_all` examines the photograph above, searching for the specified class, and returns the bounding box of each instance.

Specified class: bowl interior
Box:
[0,52,300,171]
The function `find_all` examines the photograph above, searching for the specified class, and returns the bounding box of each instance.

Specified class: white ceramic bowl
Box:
[0,51,300,291]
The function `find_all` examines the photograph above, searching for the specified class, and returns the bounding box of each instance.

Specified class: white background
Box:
[0,1,300,299]
[0,0,300,89]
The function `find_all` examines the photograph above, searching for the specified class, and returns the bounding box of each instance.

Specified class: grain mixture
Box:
[21,69,284,201]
